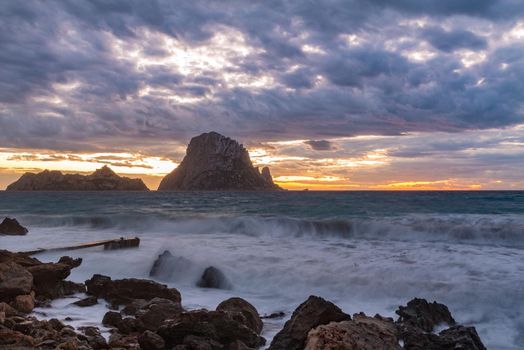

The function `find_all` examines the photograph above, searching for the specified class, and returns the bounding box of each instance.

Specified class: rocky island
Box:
[158,132,282,191]
[6,166,148,191]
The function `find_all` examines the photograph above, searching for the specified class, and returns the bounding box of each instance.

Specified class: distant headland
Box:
[158,132,282,191]
[6,165,148,191]
[6,132,282,192]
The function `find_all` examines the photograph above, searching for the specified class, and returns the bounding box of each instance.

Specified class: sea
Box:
[0,191,523,349]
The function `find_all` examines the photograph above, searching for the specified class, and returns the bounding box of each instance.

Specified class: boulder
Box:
[0,217,28,235]
[396,298,456,332]
[6,165,149,191]
[304,313,400,350]
[157,309,266,349]
[85,274,181,306]
[138,330,166,350]
[197,266,232,290]
[158,132,282,191]
[26,259,83,299]
[439,326,487,350]
[0,261,33,300]
[102,311,123,327]
[12,294,35,313]
[268,295,351,350]
[216,297,263,334]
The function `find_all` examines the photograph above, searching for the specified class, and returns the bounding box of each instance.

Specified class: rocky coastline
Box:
[0,244,487,350]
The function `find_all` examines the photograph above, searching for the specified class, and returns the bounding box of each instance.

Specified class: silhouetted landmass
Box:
[158,132,282,191]
[6,166,148,191]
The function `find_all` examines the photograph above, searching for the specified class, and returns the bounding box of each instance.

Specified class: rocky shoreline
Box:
[1,247,487,350]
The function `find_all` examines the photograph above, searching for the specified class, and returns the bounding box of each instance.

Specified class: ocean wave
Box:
[15,212,524,247]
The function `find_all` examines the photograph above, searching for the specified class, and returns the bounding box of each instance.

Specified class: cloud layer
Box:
[0,0,523,189]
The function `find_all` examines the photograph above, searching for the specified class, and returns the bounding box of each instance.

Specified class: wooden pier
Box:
[20,236,140,255]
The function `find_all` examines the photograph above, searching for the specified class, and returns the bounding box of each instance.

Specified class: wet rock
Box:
[197,266,232,290]
[117,317,144,335]
[396,298,456,332]
[439,326,487,350]
[138,330,166,350]
[268,295,351,350]
[0,261,33,299]
[58,256,83,269]
[73,296,98,307]
[79,326,108,349]
[136,298,184,331]
[12,294,35,313]
[102,311,122,327]
[149,250,193,281]
[26,258,84,300]
[157,309,266,349]
[304,313,400,350]
[0,217,29,235]
[398,323,487,350]
[216,297,263,334]
[85,274,181,306]
[108,332,140,349]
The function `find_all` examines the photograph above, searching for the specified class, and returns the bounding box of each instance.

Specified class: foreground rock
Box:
[0,217,29,235]
[158,131,282,191]
[0,250,84,312]
[269,295,351,350]
[85,274,181,306]
[157,309,266,349]
[305,313,400,350]
[6,165,149,191]
[216,297,264,334]
[396,297,455,332]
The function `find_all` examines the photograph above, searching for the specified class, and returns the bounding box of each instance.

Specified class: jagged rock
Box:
[149,250,193,281]
[0,261,33,300]
[304,313,400,350]
[439,326,487,350]
[197,266,232,290]
[268,295,351,350]
[73,296,98,307]
[85,274,181,306]
[138,330,166,350]
[0,249,40,267]
[158,132,282,191]
[216,297,263,334]
[397,324,487,350]
[6,165,149,191]
[157,309,266,349]
[396,298,456,332]
[0,217,29,235]
[58,256,83,269]
[26,258,84,299]
[136,298,184,331]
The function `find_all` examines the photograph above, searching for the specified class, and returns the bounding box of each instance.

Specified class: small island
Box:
[6,166,148,191]
[158,132,282,191]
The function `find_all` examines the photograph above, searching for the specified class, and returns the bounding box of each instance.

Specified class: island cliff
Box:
[158,132,282,191]
[6,166,149,191]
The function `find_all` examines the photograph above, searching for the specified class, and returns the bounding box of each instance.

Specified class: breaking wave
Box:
[16,212,524,247]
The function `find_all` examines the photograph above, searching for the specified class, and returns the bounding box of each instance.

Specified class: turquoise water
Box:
[1,191,523,349]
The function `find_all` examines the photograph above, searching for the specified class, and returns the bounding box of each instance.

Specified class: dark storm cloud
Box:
[0,0,524,156]
[304,140,336,151]
[421,26,487,52]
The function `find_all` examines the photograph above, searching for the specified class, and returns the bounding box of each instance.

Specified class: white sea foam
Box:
[1,216,523,349]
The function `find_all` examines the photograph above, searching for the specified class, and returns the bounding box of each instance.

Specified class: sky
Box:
[1,0,524,190]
